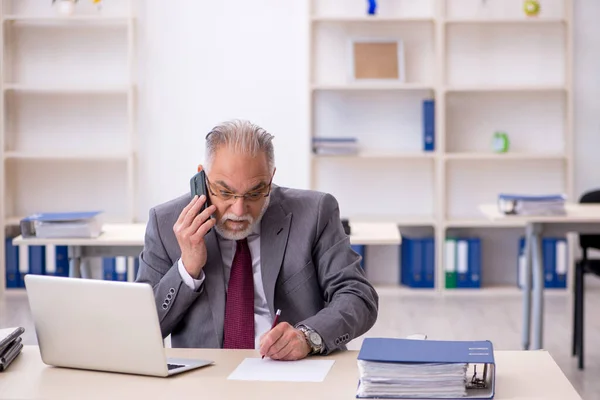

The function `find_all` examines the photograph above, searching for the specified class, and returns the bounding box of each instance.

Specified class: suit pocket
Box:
[281,260,316,295]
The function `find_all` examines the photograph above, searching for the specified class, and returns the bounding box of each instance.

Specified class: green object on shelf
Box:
[523,0,541,17]
[492,131,510,153]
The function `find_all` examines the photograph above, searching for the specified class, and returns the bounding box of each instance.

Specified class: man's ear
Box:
[272,167,276,179]
[197,164,204,173]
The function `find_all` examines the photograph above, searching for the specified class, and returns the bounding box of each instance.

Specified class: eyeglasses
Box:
[205,175,273,202]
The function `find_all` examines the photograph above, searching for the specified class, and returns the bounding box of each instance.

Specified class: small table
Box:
[0,346,583,399]
[12,223,147,278]
[11,221,400,279]
[479,203,600,351]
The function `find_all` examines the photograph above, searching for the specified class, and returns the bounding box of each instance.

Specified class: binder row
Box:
[445,237,482,289]
[517,236,567,289]
[4,237,140,288]
[401,237,435,288]
[102,256,140,282]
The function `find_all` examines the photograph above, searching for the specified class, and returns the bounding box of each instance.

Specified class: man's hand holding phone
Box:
[173,195,216,279]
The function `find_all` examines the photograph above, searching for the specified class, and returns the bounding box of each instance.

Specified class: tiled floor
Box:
[2,285,599,399]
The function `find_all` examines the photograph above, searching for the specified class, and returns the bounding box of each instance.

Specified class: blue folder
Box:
[358,338,496,399]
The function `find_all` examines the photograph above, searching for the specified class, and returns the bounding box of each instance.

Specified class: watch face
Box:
[308,331,322,346]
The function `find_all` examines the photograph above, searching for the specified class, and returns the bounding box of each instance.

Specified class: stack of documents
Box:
[0,327,25,372]
[497,193,566,216]
[312,137,358,155]
[20,211,104,238]
[356,338,495,399]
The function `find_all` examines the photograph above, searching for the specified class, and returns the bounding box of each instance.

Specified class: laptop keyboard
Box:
[167,363,186,370]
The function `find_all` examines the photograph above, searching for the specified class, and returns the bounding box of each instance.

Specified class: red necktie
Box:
[223,238,255,349]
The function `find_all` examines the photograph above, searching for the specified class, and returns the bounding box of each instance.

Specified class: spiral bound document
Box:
[356,338,495,399]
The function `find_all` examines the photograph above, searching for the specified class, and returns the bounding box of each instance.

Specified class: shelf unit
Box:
[308,0,573,293]
[0,0,137,293]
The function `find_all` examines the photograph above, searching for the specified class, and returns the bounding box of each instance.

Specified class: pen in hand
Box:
[262,309,282,359]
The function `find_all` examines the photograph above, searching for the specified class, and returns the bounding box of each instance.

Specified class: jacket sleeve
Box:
[297,193,379,354]
[135,207,204,338]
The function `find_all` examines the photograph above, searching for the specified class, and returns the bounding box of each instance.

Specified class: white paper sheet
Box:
[227,357,335,382]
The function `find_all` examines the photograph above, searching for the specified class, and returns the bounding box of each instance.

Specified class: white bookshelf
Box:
[0,0,137,293]
[308,0,573,293]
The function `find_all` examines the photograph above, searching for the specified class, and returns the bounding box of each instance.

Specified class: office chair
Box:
[572,189,600,370]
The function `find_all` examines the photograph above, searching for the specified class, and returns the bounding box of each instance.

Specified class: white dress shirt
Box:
[178,225,273,349]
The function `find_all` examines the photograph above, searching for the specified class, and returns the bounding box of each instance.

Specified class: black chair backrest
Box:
[580,189,600,252]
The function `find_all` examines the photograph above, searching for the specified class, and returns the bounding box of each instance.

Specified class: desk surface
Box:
[12,223,147,246]
[479,203,600,224]
[11,222,401,247]
[0,346,582,400]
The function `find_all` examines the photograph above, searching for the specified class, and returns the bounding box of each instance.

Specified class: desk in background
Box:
[479,203,600,351]
[0,346,582,400]
[11,222,400,280]
[12,224,146,279]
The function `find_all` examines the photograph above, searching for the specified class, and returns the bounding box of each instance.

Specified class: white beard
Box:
[214,195,270,240]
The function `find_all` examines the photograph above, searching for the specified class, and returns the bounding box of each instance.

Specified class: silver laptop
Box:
[24,274,213,377]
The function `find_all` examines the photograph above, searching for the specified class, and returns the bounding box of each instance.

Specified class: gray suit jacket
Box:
[136,185,379,354]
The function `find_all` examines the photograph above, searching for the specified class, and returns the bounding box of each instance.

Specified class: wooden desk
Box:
[479,203,600,355]
[0,346,582,400]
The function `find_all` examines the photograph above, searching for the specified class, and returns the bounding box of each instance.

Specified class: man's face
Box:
[204,146,273,240]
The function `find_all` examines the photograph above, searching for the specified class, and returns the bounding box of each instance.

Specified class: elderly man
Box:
[136,119,378,361]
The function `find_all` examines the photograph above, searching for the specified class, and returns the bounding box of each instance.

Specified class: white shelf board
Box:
[311,16,434,23]
[445,85,566,93]
[444,153,566,161]
[312,151,436,160]
[349,215,436,226]
[4,151,130,161]
[3,15,129,23]
[3,83,130,94]
[349,222,401,245]
[445,219,526,228]
[444,18,566,25]
[5,217,22,226]
[441,285,568,297]
[312,83,434,91]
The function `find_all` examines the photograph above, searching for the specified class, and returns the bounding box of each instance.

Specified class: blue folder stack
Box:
[357,338,496,399]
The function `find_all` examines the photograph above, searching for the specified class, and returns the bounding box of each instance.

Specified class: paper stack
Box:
[356,338,495,399]
[0,327,25,372]
[497,193,566,216]
[358,361,468,398]
[312,137,358,155]
[20,211,104,238]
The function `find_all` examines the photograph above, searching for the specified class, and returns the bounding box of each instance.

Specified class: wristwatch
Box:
[297,325,324,354]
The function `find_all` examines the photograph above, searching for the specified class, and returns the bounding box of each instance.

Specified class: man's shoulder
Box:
[274,186,338,213]
[150,193,191,221]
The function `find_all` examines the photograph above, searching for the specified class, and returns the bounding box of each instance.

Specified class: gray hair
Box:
[204,119,275,173]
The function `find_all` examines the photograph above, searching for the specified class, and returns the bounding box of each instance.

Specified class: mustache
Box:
[220,213,253,223]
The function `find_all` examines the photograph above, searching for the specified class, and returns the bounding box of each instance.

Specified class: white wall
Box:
[135,0,600,222]
[135,0,309,221]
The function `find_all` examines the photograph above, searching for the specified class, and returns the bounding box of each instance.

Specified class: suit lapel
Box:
[202,228,226,347]
[260,192,292,317]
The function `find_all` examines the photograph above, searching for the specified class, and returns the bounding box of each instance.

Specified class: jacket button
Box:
[169,288,175,294]
[162,303,168,310]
